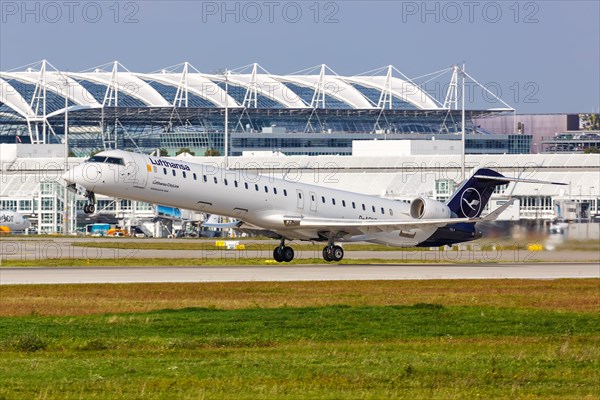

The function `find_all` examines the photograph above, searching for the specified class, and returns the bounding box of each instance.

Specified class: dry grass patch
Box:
[1,279,598,317]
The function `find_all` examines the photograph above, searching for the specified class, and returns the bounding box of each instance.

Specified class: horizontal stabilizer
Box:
[473,175,567,186]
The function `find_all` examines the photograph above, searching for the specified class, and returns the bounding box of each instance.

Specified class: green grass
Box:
[1,305,598,399]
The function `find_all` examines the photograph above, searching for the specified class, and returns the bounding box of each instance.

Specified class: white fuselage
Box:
[67,150,437,246]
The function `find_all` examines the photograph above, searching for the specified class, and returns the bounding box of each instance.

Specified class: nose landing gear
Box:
[83,191,96,215]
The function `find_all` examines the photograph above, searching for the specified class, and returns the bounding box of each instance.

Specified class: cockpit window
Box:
[87,155,107,163]
[106,157,124,165]
[86,155,124,165]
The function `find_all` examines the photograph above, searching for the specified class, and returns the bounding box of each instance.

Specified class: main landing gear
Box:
[322,242,344,262]
[273,239,294,263]
[83,191,96,215]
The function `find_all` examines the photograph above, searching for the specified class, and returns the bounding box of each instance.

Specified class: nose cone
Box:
[62,170,72,183]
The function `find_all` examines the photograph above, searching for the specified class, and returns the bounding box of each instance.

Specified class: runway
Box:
[1,262,598,284]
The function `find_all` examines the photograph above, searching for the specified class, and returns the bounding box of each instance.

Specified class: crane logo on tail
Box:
[460,187,482,218]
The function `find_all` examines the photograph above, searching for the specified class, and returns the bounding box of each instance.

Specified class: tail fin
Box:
[446,168,509,218]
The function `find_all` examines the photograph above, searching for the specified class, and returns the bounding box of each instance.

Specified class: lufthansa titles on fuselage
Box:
[149,158,191,171]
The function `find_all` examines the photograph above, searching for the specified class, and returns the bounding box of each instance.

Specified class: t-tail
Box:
[446,168,567,219]
[446,168,509,218]
[418,168,565,248]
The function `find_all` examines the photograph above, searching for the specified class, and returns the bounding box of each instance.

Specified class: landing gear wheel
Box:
[323,245,344,262]
[323,246,333,262]
[83,191,96,215]
[331,245,344,262]
[282,246,294,262]
[274,246,294,263]
[273,247,284,263]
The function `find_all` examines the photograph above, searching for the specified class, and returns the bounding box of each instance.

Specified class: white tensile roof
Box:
[0,62,443,117]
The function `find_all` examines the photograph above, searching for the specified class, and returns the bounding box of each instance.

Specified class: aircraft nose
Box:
[62,170,72,183]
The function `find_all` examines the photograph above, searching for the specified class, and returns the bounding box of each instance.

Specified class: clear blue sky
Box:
[1,0,598,113]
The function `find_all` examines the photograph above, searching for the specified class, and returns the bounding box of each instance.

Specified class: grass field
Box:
[1,280,599,399]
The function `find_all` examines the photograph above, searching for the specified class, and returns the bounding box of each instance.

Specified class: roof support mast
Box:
[28,60,48,144]
[377,65,394,109]
[173,62,189,107]
[444,65,459,110]
[102,61,121,150]
[242,63,259,108]
[311,64,327,109]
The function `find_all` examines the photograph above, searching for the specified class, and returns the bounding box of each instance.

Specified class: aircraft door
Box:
[309,191,317,212]
[296,189,304,210]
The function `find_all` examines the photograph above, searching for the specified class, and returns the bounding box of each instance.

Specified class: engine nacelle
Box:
[410,197,452,219]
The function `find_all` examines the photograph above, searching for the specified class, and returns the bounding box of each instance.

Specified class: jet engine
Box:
[410,197,452,219]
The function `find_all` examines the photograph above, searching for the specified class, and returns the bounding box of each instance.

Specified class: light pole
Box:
[63,82,69,235]
[224,69,229,170]
[534,188,539,223]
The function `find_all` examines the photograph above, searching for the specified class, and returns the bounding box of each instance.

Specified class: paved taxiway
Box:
[1,263,598,285]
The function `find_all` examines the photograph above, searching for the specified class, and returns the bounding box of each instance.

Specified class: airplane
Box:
[0,210,32,234]
[63,149,565,262]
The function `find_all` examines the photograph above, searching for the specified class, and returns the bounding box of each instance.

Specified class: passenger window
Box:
[352,202,356,209]
[389,209,393,216]
[163,168,167,175]
[381,207,385,214]
[244,182,249,189]
[321,196,325,203]
[362,204,366,211]
[283,189,287,196]
[173,170,176,177]
[203,175,207,182]
[332,198,336,205]
[372,206,376,213]
[224,179,228,186]
[274,188,277,195]
[342,200,346,207]
[264,186,268,193]
[298,192,302,199]
[234,181,238,188]
[183,172,187,178]
[255,184,259,191]
[193,173,197,180]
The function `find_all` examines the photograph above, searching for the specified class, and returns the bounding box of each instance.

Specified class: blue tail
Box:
[446,168,510,218]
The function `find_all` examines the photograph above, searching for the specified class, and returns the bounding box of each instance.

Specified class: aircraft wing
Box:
[282,215,476,234]
[280,199,516,235]
[481,198,516,221]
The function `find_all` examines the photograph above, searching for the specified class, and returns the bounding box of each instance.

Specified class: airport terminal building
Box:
[1,61,530,156]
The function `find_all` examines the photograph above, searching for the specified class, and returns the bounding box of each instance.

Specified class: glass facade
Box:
[75,79,147,107]
[0,107,518,156]
[4,78,75,114]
